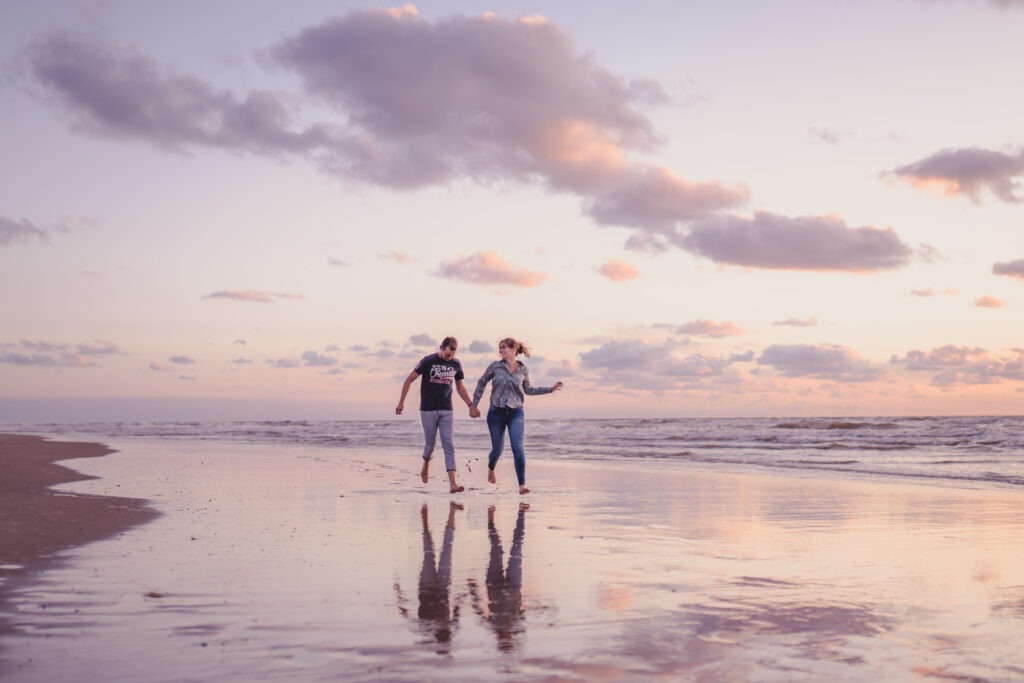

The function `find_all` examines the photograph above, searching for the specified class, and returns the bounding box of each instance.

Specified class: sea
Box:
[4,415,1023,490]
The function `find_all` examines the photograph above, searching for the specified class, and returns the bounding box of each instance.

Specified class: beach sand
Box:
[2,435,1024,682]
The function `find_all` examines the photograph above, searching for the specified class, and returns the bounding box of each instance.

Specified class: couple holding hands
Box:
[396,336,563,495]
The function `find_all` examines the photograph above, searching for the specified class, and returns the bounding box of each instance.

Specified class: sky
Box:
[1,0,1023,421]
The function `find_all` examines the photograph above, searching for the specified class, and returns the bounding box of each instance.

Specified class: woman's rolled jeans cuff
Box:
[486,405,526,485]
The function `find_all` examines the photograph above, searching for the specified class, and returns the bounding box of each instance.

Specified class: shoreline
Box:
[0,434,158,601]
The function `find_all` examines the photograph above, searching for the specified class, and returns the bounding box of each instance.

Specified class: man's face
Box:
[439,344,457,361]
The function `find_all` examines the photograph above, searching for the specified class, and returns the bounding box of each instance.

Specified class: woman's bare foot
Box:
[449,484,465,493]
[487,469,496,484]
[519,485,530,495]
[420,460,430,483]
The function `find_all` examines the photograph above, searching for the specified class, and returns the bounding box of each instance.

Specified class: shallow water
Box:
[2,439,1024,681]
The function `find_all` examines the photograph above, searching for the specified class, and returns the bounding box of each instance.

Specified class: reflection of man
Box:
[396,502,463,653]
[471,503,528,652]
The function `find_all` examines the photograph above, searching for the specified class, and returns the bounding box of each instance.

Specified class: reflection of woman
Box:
[395,502,463,652]
[470,338,562,494]
[470,504,529,652]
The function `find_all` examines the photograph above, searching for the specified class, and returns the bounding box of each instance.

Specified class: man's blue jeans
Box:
[487,406,525,485]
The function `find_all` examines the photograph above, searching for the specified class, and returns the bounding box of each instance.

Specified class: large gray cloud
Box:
[21,9,920,273]
[887,147,1024,203]
[678,212,913,271]
[20,12,744,239]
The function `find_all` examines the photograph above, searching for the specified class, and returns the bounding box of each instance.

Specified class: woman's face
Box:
[498,342,516,362]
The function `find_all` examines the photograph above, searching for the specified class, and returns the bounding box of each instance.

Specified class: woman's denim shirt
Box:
[472,360,552,409]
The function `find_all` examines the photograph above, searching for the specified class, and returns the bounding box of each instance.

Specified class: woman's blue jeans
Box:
[486,406,525,485]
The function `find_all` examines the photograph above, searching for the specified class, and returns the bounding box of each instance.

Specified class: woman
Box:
[470,338,563,494]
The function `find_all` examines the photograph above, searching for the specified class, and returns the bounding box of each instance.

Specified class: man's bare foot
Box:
[488,469,496,484]
[519,485,530,495]
[449,484,465,493]
[420,460,429,483]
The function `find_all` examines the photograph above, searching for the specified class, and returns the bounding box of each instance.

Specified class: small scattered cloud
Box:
[911,288,957,297]
[408,333,435,347]
[204,290,304,303]
[0,338,112,368]
[677,211,913,272]
[808,126,846,144]
[302,350,337,367]
[269,358,301,368]
[233,339,247,345]
[0,216,51,246]
[894,345,1024,386]
[885,147,1024,203]
[756,344,883,382]
[578,338,750,390]
[328,257,347,267]
[381,251,412,264]
[169,355,196,364]
[773,316,818,327]
[676,319,743,337]
[597,259,638,282]
[76,339,120,355]
[993,259,1024,280]
[436,250,546,287]
[974,295,1005,308]
[149,362,171,372]
[468,339,492,353]
[232,357,253,364]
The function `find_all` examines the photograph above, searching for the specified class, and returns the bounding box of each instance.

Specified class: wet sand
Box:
[0,435,157,634]
[2,435,1024,682]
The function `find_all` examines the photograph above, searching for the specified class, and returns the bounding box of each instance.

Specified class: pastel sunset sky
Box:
[2,1,1022,421]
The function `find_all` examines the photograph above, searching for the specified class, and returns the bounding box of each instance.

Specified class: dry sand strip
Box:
[0,434,158,584]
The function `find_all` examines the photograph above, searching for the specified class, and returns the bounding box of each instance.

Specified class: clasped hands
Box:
[468,405,481,419]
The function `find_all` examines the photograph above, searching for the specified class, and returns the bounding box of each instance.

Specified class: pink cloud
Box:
[597,259,638,282]
[381,251,413,263]
[974,295,1005,308]
[676,319,743,337]
[773,316,818,327]
[436,250,546,287]
[204,290,304,303]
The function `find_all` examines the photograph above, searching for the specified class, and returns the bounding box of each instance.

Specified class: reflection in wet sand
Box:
[470,503,528,652]
[395,502,464,654]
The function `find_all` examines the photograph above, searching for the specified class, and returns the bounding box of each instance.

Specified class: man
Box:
[396,336,473,493]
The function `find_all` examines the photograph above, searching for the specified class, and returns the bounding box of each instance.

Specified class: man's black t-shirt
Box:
[414,353,465,411]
